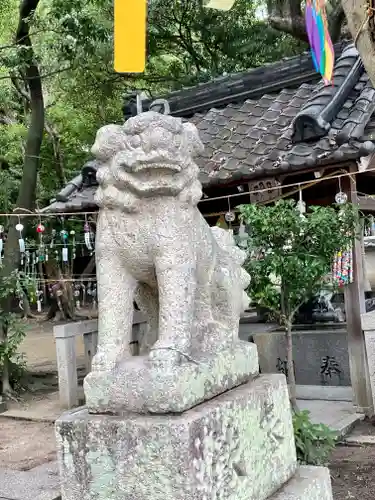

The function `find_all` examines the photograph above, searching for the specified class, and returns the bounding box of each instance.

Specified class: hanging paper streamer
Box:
[297,185,306,216]
[74,283,81,309]
[84,220,94,253]
[70,230,76,261]
[238,220,248,248]
[36,223,45,262]
[60,229,69,262]
[16,220,25,263]
[332,247,353,287]
[114,0,147,73]
[305,0,334,85]
[0,225,3,264]
[36,289,43,313]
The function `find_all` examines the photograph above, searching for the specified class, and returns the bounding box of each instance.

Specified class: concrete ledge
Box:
[343,434,375,446]
[296,385,353,402]
[271,466,333,500]
[53,310,146,339]
[297,399,364,438]
[53,319,98,339]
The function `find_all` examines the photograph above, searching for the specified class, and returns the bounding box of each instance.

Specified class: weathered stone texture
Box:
[56,374,296,500]
[87,111,252,414]
[84,341,259,414]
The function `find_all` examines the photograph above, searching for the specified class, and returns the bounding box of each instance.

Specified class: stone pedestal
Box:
[56,374,333,500]
[84,342,259,414]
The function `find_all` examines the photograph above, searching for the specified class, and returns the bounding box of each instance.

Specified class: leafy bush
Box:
[293,410,337,465]
[0,270,28,395]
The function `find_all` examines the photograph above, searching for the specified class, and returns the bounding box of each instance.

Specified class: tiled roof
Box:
[43,43,375,212]
[192,44,375,186]
[123,41,348,119]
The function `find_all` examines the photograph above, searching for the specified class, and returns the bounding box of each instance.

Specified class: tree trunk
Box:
[0,0,44,397]
[21,289,37,319]
[285,318,298,412]
[267,0,346,43]
[0,320,11,395]
[44,260,76,321]
[341,0,375,88]
[45,120,66,187]
[281,282,298,412]
[1,0,44,278]
[1,358,11,395]
[1,359,12,396]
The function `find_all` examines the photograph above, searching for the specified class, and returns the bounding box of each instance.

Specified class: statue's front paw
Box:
[91,350,119,372]
[149,347,181,367]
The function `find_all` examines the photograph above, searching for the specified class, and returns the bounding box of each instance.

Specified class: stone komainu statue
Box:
[90,111,250,371]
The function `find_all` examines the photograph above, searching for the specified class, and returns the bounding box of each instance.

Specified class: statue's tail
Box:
[210,227,251,310]
[210,226,247,265]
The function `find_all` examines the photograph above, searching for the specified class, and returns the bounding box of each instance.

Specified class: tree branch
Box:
[328,3,346,42]
[44,119,66,186]
[341,0,375,90]
[268,0,346,44]
[0,27,60,51]
[10,73,30,101]
[269,15,308,42]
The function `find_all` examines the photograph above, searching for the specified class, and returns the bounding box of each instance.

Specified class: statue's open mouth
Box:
[120,158,183,174]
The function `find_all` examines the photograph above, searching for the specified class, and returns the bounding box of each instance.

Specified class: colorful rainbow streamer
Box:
[305,0,335,85]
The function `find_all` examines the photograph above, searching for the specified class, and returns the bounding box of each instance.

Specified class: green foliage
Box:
[293,410,337,466]
[0,0,305,212]
[148,0,304,86]
[0,270,29,393]
[239,199,358,325]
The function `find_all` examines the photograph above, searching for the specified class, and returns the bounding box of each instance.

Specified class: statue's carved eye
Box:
[129,135,141,148]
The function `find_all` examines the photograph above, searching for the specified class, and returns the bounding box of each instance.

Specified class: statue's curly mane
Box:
[92,112,204,212]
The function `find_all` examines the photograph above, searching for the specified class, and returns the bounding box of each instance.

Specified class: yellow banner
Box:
[114,0,147,73]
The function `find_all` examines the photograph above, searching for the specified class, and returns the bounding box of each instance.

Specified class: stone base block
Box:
[84,340,259,413]
[56,374,296,500]
[270,466,333,500]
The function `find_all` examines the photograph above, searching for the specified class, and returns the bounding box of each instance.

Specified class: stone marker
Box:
[55,111,334,500]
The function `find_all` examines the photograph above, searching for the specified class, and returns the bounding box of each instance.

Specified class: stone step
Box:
[0,461,60,500]
[297,399,364,438]
[270,466,333,500]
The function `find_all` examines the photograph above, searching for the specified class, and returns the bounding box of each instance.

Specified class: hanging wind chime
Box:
[35,219,47,313]
[60,217,69,263]
[305,0,335,86]
[16,216,25,265]
[332,178,353,287]
[84,216,95,255]
[297,185,306,217]
[36,220,46,262]
[225,197,236,226]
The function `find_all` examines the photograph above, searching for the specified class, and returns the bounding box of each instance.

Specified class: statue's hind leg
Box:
[150,252,197,365]
[134,283,159,354]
